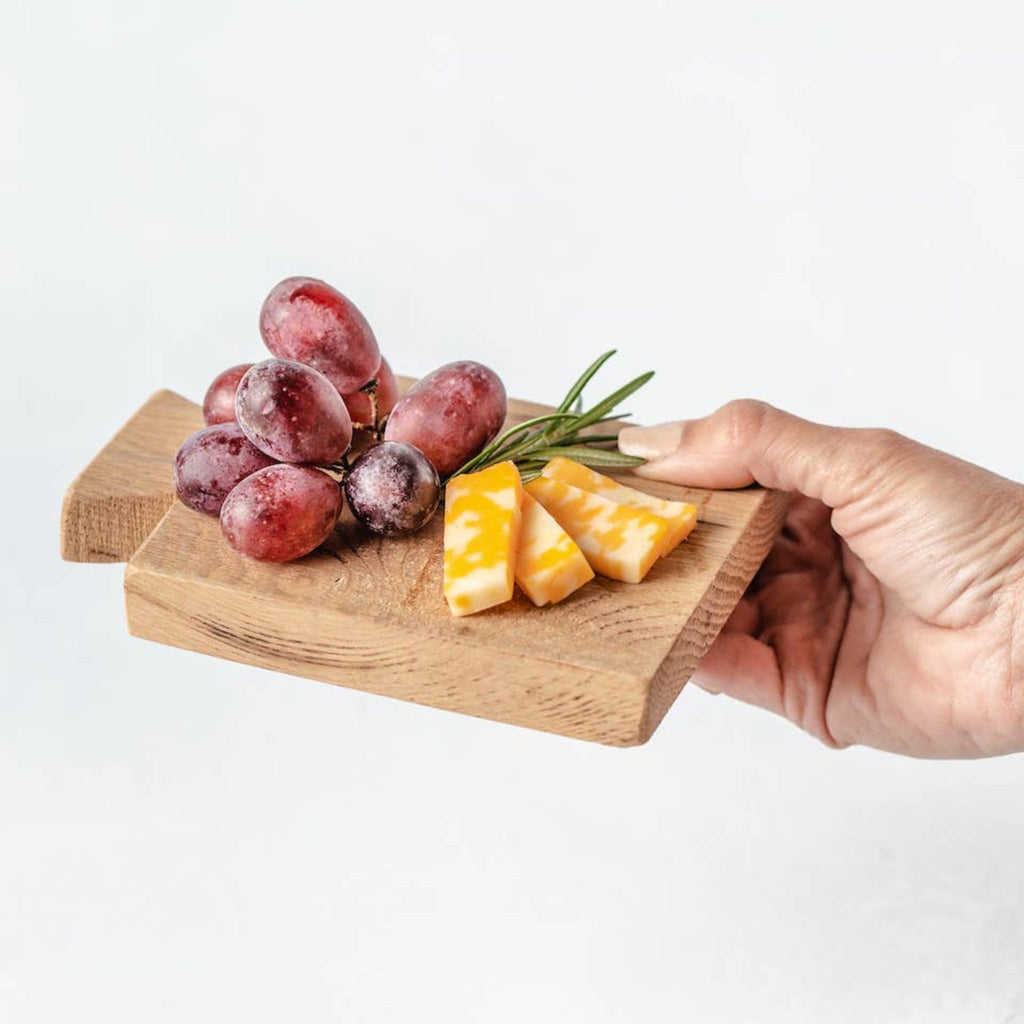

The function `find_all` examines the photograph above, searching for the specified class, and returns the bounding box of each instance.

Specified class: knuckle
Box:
[863,427,908,451]
[861,427,916,469]
[716,399,773,450]
[838,428,923,503]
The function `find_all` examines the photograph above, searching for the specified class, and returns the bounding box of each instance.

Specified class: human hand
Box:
[619,402,1024,758]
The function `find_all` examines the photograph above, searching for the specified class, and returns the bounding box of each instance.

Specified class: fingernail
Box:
[618,421,686,460]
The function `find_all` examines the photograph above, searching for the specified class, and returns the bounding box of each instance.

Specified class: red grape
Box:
[344,441,440,536]
[220,464,342,561]
[343,356,399,428]
[235,358,353,465]
[173,423,276,515]
[202,363,252,425]
[259,276,380,394]
[383,360,506,477]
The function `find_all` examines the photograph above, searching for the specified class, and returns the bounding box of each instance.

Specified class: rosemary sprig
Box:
[556,350,617,414]
[456,412,578,475]
[521,444,648,467]
[556,433,619,446]
[450,350,651,478]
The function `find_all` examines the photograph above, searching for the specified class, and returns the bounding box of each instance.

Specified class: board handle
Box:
[60,389,204,562]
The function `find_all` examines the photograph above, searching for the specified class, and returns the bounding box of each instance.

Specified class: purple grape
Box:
[344,441,440,536]
[220,464,343,561]
[259,276,381,394]
[173,423,276,515]
[202,363,252,425]
[383,360,506,477]
[235,358,353,465]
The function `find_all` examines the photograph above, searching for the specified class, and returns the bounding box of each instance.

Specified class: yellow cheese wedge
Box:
[541,457,697,557]
[524,476,668,584]
[515,493,595,606]
[443,461,523,617]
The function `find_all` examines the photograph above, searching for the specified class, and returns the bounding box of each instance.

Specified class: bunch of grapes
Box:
[174,276,507,561]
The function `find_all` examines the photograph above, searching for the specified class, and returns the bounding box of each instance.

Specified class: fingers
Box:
[691,633,783,713]
[688,493,850,746]
[723,595,761,635]
[692,589,781,713]
[694,631,844,748]
[619,400,910,509]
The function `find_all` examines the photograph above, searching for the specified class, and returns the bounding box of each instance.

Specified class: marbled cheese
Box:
[524,476,668,584]
[541,457,697,556]
[514,493,595,606]
[443,461,523,617]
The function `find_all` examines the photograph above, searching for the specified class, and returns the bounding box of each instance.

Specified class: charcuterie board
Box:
[61,380,788,745]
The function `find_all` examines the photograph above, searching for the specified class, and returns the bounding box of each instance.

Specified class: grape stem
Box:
[326,453,352,478]
[327,379,382,481]
[356,377,383,440]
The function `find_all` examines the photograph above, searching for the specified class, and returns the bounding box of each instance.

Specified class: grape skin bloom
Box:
[220,464,343,561]
[345,441,440,536]
[235,358,353,465]
[384,361,506,477]
[202,363,252,425]
[259,276,380,395]
[173,422,276,515]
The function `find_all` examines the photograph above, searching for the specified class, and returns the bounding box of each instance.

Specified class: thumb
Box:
[618,399,908,509]
[621,400,1024,631]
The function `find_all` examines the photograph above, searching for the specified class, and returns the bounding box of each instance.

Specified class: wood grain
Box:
[62,382,788,744]
[60,390,205,562]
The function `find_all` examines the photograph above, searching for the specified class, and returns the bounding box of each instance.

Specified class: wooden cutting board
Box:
[62,381,788,745]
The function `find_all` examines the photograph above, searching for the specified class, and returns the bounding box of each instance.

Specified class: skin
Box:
[619,401,1024,758]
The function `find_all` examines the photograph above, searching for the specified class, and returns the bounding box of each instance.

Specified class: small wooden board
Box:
[63,385,787,745]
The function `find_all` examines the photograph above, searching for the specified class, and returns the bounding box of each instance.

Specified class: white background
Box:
[3,1,1023,1021]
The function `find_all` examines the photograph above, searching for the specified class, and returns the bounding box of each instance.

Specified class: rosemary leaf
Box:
[581,413,632,429]
[488,413,576,458]
[524,445,647,469]
[454,412,576,476]
[564,371,654,434]
[556,349,617,414]
[556,432,620,447]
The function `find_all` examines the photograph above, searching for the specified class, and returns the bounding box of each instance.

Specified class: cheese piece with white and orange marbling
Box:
[524,476,669,584]
[443,461,523,617]
[541,457,697,557]
[514,492,595,607]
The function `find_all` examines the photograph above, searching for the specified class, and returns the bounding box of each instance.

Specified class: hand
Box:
[619,401,1024,758]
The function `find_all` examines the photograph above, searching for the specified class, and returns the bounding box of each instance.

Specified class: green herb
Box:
[451,351,651,479]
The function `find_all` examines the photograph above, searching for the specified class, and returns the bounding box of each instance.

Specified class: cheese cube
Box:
[515,493,595,606]
[443,461,523,617]
[541,457,697,556]
[524,476,669,584]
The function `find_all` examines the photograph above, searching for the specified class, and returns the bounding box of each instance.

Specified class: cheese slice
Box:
[524,476,668,584]
[515,492,595,606]
[443,461,523,617]
[541,457,697,556]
